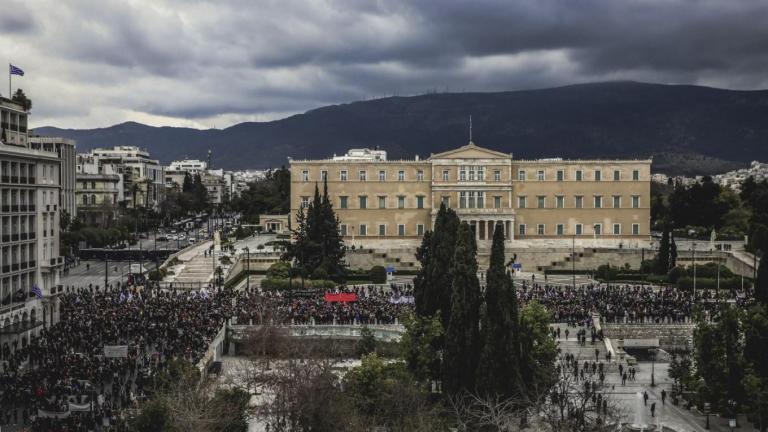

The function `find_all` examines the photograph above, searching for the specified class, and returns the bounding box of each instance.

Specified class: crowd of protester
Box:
[0,285,235,431]
[518,281,751,324]
[1,272,753,430]
[233,283,415,325]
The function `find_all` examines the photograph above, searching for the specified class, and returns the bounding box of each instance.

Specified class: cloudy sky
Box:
[3,0,768,129]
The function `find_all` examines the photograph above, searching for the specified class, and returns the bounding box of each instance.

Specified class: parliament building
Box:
[289,142,651,249]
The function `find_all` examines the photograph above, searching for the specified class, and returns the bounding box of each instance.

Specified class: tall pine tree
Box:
[477,224,523,398]
[286,180,345,281]
[428,203,460,327]
[443,222,481,394]
[757,252,768,305]
[670,233,678,269]
[414,230,433,317]
[656,226,670,275]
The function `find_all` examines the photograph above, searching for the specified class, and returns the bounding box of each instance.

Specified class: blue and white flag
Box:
[31,284,43,298]
[9,64,24,76]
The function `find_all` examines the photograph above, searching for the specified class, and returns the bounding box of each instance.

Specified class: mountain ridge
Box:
[34,81,768,175]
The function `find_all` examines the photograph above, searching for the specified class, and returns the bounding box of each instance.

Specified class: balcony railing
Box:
[28,204,35,212]
[28,177,35,184]
[1,176,8,183]
[1,265,9,273]
[1,205,8,212]
[11,205,18,212]
[10,177,18,183]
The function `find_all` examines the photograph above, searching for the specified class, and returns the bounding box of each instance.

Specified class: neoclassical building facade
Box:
[290,142,651,248]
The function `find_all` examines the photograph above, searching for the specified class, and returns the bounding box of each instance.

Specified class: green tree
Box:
[477,224,522,399]
[670,233,678,269]
[694,306,746,412]
[419,203,460,326]
[518,302,559,400]
[400,313,444,383]
[443,222,481,394]
[656,227,671,275]
[414,230,433,317]
[285,179,345,281]
[356,327,377,357]
[757,252,768,306]
[743,304,768,432]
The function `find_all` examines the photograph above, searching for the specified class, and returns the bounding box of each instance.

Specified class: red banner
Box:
[324,293,357,302]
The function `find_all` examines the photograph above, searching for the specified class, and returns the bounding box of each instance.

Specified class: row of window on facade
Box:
[339,223,425,237]
[300,193,642,210]
[336,222,642,237]
[515,195,642,209]
[300,167,642,182]
[518,222,641,236]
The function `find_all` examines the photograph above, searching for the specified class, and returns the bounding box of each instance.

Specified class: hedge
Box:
[260,277,336,291]
[369,266,387,284]
[545,269,594,275]
[677,276,748,290]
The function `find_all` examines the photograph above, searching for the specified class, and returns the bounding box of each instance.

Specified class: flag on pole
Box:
[9,64,24,76]
[31,284,43,298]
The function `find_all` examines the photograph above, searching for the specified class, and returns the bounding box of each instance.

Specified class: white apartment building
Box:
[30,136,77,219]
[168,159,207,175]
[80,146,164,210]
[0,97,65,359]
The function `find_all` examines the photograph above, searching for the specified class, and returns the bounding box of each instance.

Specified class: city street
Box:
[61,260,158,289]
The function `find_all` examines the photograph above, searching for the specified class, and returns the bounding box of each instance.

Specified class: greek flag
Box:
[31,284,43,298]
[9,64,24,76]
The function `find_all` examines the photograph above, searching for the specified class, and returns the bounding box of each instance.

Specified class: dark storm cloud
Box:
[4,0,768,128]
[0,1,37,34]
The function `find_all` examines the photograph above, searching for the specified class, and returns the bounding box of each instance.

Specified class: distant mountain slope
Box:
[36,82,768,175]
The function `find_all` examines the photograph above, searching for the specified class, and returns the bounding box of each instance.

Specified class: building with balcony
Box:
[78,146,164,210]
[0,98,65,360]
[30,136,77,219]
[290,142,651,250]
[76,173,122,227]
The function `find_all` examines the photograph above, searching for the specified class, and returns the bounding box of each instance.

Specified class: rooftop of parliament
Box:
[290,142,651,250]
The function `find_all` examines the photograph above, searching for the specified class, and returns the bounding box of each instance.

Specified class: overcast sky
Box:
[3,0,768,130]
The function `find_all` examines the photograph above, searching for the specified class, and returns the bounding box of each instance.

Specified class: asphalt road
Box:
[61,260,158,290]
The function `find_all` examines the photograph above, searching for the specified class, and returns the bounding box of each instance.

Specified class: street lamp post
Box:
[650,348,657,387]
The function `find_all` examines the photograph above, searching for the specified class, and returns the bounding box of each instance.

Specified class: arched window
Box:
[82,195,88,205]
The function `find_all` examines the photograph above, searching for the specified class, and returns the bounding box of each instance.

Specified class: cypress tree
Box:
[414,230,433,317]
[670,233,678,269]
[428,204,460,327]
[443,222,481,394]
[656,227,670,275]
[318,178,346,279]
[477,224,522,398]
[757,252,768,306]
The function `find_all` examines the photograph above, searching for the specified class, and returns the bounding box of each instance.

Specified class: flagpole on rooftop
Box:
[8,63,11,98]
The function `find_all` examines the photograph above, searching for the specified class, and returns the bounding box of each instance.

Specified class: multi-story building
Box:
[76,172,122,226]
[290,142,651,249]
[0,97,65,359]
[30,136,77,219]
[168,159,207,175]
[80,146,164,210]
